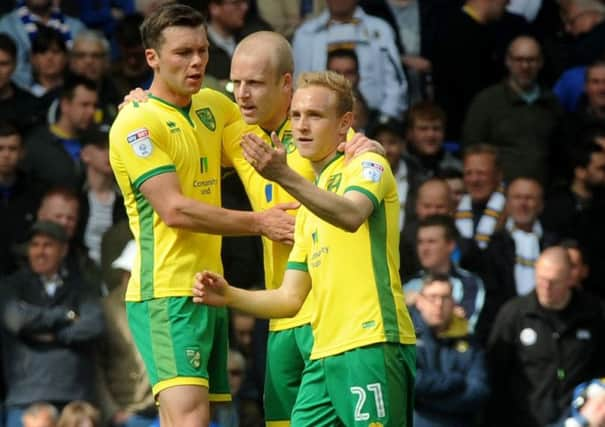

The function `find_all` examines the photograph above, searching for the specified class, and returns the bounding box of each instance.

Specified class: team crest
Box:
[326,173,342,192]
[281,131,296,154]
[196,108,216,131]
[185,348,201,369]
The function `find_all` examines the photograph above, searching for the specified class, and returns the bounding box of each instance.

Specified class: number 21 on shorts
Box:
[350,383,385,421]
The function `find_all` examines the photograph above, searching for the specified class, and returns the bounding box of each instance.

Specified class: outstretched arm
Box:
[192,269,311,319]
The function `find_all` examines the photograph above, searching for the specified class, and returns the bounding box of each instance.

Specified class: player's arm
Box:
[140,172,296,243]
[241,133,374,232]
[192,268,311,318]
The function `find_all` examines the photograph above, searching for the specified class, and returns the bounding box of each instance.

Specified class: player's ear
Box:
[339,111,354,134]
[282,72,293,93]
[145,48,158,68]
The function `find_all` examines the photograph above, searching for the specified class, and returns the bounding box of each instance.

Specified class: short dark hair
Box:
[327,48,359,69]
[0,33,17,60]
[421,272,452,289]
[462,144,502,171]
[0,121,20,138]
[116,13,144,48]
[141,3,207,51]
[438,167,463,180]
[571,142,603,170]
[31,26,67,54]
[418,214,459,242]
[60,73,98,101]
[406,100,446,129]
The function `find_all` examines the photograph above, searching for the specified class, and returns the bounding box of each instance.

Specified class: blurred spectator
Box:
[204,0,270,85]
[0,221,104,427]
[0,34,46,131]
[404,214,486,333]
[21,402,58,427]
[75,0,135,44]
[293,0,407,121]
[556,378,605,427]
[99,219,132,293]
[463,35,564,184]
[565,61,605,145]
[484,177,559,330]
[78,124,126,268]
[230,309,255,358]
[542,141,605,237]
[211,349,246,427]
[559,0,605,67]
[257,0,325,39]
[439,167,465,208]
[37,187,104,294]
[560,239,590,290]
[0,0,86,88]
[367,118,412,230]
[111,13,151,97]
[455,144,505,250]
[411,273,490,427]
[133,0,173,17]
[359,0,442,103]
[432,0,516,140]
[29,26,68,106]
[56,401,100,427]
[0,122,48,277]
[400,178,453,280]
[325,48,373,131]
[23,74,98,190]
[405,101,462,182]
[68,30,119,123]
[96,240,156,427]
[486,247,605,427]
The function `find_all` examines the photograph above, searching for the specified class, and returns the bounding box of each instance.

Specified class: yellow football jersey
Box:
[110,89,241,301]
[287,152,416,359]
[223,119,316,331]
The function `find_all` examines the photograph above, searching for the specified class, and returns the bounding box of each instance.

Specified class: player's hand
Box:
[241,132,289,181]
[338,133,385,164]
[258,202,299,245]
[192,271,230,306]
[118,87,149,110]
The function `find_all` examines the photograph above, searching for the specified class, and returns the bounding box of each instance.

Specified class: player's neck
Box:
[261,113,289,135]
[148,81,192,108]
[312,148,340,176]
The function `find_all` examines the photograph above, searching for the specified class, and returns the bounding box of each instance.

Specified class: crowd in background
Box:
[1,0,605,426]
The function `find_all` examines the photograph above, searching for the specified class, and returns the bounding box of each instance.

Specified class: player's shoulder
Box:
[192,87,236,107]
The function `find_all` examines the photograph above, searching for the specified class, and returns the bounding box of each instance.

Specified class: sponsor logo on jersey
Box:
[166,121,180,133]
[361,160,384,183]
[196,108,216,131]
[126,128,153,158]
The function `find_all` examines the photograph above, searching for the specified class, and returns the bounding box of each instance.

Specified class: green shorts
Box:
[291,343,415,427]
[126,297,230,401]
[264,324,314,426]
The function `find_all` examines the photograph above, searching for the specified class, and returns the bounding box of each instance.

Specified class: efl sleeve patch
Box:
[361,160,384,183]
[127,128,153,158]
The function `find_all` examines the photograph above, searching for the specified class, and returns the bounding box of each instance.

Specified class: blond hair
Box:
[296,71,353,116]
